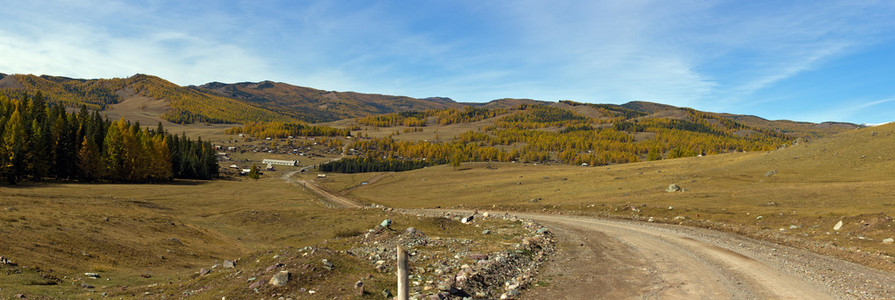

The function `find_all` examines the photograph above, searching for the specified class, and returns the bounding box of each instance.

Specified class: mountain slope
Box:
[197,81,461,123]
[0,74,294,124]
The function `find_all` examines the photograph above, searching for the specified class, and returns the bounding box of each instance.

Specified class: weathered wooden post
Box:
[397,245,409,300]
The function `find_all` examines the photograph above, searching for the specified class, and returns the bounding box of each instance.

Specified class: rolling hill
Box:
[197,81,461,123]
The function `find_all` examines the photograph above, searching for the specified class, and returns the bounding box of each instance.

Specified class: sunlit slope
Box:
[0,74,295,124]
[346,123,889,216]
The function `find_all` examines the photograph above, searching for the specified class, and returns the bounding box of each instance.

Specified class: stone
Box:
[249,280,263,289]
[482,212,490,218]
[883,238,894,244]
[789,225,799,229]
[482,229,491,235]
[380,219,392,228]
[765,170,777,177]
[223,260,235,268]
[666,184,681,193]
[199,268,210,276]
[382,289,393,298]
[405,227,421,236]
[84,272,101,279]
[265,263,284,272]
[469,253,488,261]
[322,259,335,270]
[269,270,290,286]
[833,220,844,231]
[461,215,474,224]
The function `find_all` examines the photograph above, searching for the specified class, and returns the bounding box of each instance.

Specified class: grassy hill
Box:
[0,74,295,124]
[338,122,895,271]
[198,81,462,123]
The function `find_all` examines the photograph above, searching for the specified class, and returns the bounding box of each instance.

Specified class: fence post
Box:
[397,245,409,300]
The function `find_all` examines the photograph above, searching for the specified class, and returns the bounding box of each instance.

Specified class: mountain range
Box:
[0,72,860,138]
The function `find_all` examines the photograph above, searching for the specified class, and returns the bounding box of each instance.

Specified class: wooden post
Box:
[397,245,409,300]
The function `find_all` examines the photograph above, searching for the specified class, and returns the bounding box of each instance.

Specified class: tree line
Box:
[0,92,218,184]
[225,121,351,139]
[318,157,432,173]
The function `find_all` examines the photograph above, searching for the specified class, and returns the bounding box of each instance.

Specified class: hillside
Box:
[0,74,294,124]
[198,81,461,123]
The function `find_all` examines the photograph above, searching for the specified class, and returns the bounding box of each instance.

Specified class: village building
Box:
[262,159,298,166]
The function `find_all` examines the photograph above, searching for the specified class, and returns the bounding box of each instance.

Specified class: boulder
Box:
[269,270,290,286]
[322,259,335,271]
[461,216,474,224]
[883,238,894,244]
[223,260,235,268]
[666,184,681,192]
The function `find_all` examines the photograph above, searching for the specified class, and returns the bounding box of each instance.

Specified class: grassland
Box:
[0,164,529,298]
[335,123,895,271]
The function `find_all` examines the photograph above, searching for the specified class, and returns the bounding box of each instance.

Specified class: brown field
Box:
[336,123,895,270]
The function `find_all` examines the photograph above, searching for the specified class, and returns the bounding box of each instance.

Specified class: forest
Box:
[346,103,791,167]
[0,92,218,184]
[225,121,352,139]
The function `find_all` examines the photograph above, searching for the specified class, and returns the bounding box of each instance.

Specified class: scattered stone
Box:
[666,184,681,193]
[268,270,290,286]
[322,259,335,271]
[84,272,101,279]
[756,216,763,220]
[382,289,393,298]
[834,220,844,231]
[199,268,210,276]
[80,282,94,289]
[482,229,491,235]
[760,201,778,207]
[883,238,894,244]
[223,260,236,268]
[14,294,25,298]
[461,215,475,224]
[765,170,777,177]
[482,212,490,218]
[673,216,686,220]
[789,225,799,229]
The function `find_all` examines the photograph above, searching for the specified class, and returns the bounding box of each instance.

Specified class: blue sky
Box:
[2,1,894,124]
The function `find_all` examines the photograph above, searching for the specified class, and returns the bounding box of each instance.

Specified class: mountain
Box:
[197,81,461,123]
[0,72,861,138]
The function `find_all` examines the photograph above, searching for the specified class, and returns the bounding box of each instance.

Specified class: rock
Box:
[382,289,393,298]
[223,260,236,268]
[322,259,335,270]
[666,184,681,193]
[265,263,284,272]
[380,219,392,228]
[249,280,263,289]
[482,212,490,218]
[84,272,101,279]
[469,253,488,261]
[461,215,474,224]
[199,268,210,276]
[765,170,777,177]
[269,270,290,286]
[355,280,364,295]
[80,282,94,289]
[14,294,25,298]
[756,216,763,220]
[405,227,421,236]
[883,238,894,244]
[789,225,799,229]
[529,198,539,203]
[834,220,844,231]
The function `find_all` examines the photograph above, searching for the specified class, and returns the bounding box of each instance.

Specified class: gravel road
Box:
[520,214,895,299]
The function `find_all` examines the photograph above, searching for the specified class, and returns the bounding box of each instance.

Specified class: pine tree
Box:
[248,164,260,180]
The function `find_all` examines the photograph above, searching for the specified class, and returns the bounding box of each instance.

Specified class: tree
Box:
[248,164,260,180]
[451,152,462,171]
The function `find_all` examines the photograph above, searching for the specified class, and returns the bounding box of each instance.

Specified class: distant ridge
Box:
[0,72,862,138]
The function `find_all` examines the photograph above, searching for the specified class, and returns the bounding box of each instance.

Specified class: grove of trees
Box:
[0,93,218,184]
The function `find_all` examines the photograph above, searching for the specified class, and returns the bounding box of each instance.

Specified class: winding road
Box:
[283,169,895,299]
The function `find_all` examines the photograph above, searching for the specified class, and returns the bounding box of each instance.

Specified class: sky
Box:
[2,1,895,124]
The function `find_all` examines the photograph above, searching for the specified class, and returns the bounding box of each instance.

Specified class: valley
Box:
[1,73,893,299]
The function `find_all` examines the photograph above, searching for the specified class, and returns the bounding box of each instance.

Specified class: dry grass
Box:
[340,123,895,269]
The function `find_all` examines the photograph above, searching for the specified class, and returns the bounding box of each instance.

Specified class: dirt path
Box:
[280,170,362,208]
[285,173,895,298]
[521,214,895,299]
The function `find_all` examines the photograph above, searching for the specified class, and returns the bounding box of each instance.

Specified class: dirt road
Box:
[521,214,895,299]
[280,170,362,208]
[286,173,895,298]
